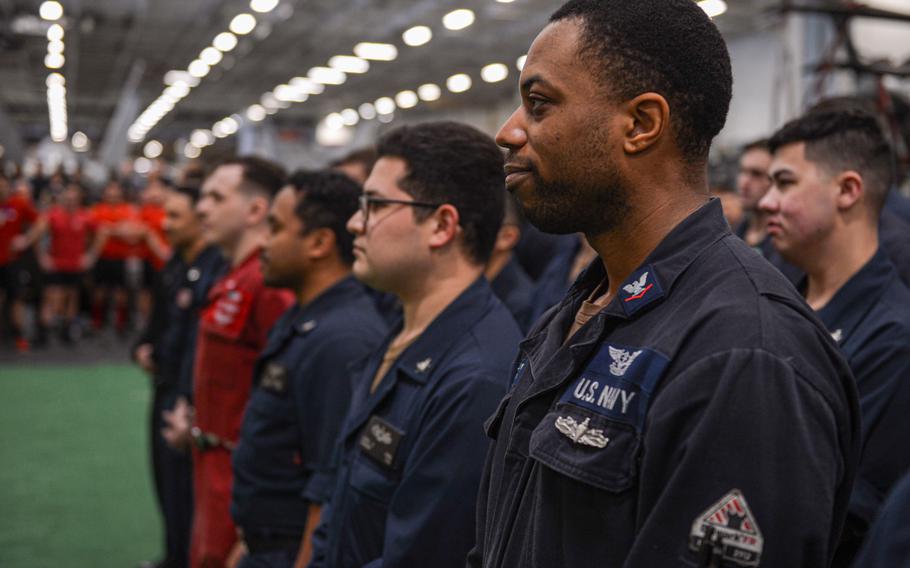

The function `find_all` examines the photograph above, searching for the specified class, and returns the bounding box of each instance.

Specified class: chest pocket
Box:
[529,343,669,493]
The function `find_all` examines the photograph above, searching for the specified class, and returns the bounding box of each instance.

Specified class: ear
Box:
[305,227,336,261]
[427,204,461,252]
[622,93,670,156]
[493,223,521,253]
[246,195,270,226]
[834,170,864,211]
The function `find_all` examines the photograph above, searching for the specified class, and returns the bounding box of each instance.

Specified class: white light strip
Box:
[188,7,525,153]
[128,3,289,145]
[43,10,67,143]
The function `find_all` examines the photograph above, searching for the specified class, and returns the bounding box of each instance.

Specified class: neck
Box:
[803,223,878,311]
[295,262,350,306]
[397,256,482,343]
[484,249,511,281]
[180,235,207,264]
[227,225,267,267]
[588,188,708,296]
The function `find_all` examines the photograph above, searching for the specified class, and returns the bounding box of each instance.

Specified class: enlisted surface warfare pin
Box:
[689,489,763,567]
[554,416,609,448]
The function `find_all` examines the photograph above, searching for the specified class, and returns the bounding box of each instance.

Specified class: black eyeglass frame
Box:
[357,195,443,225]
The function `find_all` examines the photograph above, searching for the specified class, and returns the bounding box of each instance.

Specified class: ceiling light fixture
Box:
[481,63,509,83]
[417,83,441,101]
[353,42,398,61]
[698,0,728,18]
[250,0,279,13]
[443,9,475,31]
[39,1,63,21]
[446,73,472,93]
[213,32,239,52]
[395,90,418,109]
[230,13,257,35]
[402,25,432,47]
[328,55,370,74]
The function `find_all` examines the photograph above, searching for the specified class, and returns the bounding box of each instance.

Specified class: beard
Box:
[515,160,631,236]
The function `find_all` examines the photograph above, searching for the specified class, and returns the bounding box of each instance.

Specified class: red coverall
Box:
[190,250,293,568]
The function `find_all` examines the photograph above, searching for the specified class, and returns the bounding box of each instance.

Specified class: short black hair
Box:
[330,147,377,172]
[769,108,893,214]
[550,0,732,164]
[172,185,202,205]
[742,138,770,154]
[376,121,505,265]
[217,156,286,198]
[287,170,362,265]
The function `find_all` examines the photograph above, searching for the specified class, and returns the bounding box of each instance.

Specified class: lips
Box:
[504,163,532,190]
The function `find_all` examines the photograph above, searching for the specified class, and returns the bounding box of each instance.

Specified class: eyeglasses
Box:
[357,194,442,226]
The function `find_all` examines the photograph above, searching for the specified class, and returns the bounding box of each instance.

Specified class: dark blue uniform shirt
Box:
[308,277,523,568]
[811,250,910,552]
[231,276,387,534]
[470,200,860,568]
[852,470,910,567]
[142,245,225,398]
[490,257,534,332]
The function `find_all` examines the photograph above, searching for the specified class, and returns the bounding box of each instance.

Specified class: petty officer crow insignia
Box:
[689,489,763,567]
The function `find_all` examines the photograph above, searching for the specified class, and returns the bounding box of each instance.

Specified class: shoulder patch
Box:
[689,489,763,567]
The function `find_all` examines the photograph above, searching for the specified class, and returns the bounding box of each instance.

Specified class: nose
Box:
[347,208,365,236]
[495,106,528,151]
[758,185,780,214]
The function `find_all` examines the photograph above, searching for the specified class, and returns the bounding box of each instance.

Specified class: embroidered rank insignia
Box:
[560,343,669,430]
[359,415,404,469]
[618,264,664,316]
[689,489,763,567]
[608,346,642,377]
[554,416,609,448]
[260,362,288,393]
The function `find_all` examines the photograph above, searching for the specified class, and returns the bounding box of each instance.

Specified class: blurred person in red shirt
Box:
[0,174,39,349]
[162,157,293,568]
[28,183,99,344]
[90,179,141,333]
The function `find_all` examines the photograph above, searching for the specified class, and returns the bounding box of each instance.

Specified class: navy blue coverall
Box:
[808,250,910,565]
[308,278,522,568]
[469,200,860,568]
[231,276,387,567]
[140,245,225,568]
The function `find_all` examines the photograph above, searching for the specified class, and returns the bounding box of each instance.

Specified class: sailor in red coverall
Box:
[174,157,293,568]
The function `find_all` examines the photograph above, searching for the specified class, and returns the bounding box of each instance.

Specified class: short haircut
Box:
[330,147,377,173]
[742,138,770,154]
[217,156,286,199]
[287,170,362,265]
[172,185,201,205]
[550,0,732,164]
[769,108,893,214]
[376,121,505,265]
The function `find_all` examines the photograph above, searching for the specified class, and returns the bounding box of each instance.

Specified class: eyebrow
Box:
[770,168,794,180]
[520,74,557,93]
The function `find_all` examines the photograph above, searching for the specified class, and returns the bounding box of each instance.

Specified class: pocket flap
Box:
[529,403,639,492]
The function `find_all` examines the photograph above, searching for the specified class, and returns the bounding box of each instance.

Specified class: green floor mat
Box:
[0,364,162,568]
